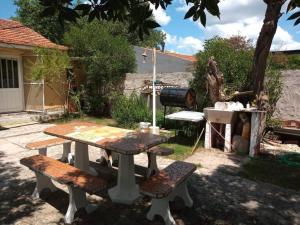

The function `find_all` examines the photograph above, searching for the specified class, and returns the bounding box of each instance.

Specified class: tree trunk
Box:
[205,56,225,105]
[251,0,285,98]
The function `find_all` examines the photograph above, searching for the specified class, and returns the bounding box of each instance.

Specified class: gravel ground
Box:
[0,123,299,225]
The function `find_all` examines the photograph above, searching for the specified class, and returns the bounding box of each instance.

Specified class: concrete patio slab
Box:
[0,123,299,225]
[0,113,38,128]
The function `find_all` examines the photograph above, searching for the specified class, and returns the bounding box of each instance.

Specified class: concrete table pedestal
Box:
[74,142,98,176]
[108,154,140,204]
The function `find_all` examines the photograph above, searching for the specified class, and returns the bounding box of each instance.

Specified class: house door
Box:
[0,57,24,113]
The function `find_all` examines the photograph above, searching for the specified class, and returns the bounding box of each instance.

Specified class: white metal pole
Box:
[42,79,45,113]
[152,48,157,129]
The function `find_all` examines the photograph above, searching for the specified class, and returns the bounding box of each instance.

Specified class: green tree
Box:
[128,29,166,49]
[191,36,254,109]
[64,19,136,115]
[13,0,68,44]
[95,20,166,49]
[192,36,283,128]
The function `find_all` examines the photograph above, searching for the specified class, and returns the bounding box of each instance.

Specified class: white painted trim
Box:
[42,79,45,113]
[0,43,68,52]
[19,56,25,111]
[23,82,43,85]
[0,43,34,50]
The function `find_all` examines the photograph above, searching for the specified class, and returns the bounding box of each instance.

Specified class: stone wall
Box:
[124,70,300,121]
[274,70,300,121]
[123,72,193,96]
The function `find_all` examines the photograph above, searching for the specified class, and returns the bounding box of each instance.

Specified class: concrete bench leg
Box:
[32,172,57,198]
[38,147,47,156]
[60,142,71,162]
[65,186,98,224]
[65,186,88,224]
[170,181,193,207]
[147,198,175,225]
[147,153,159,177]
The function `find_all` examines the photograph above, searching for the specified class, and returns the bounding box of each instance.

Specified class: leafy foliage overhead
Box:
[14,0,165,48]
[38,0,221,38]
[38,0,300,39]
[287,0,300,25]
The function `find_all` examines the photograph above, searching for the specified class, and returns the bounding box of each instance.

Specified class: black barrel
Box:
[160,88,196,109]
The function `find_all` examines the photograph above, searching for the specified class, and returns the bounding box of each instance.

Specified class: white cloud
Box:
[150,4,171,26]
[175,0,191,12]
[272,27,300,50]
[165,32,203,54]
[176,0,300,51]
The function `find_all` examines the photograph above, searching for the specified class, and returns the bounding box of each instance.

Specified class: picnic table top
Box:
[44,122,168,155]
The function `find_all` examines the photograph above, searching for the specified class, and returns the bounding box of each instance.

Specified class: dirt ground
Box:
[0,123,299,225]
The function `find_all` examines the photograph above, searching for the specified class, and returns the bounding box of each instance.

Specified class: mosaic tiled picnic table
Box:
[44,122,168,204]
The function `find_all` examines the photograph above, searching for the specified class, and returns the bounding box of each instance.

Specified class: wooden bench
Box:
[20,154,107,224]
[140,161,196,225]
[146,146,174,177]
[26,138,72,162]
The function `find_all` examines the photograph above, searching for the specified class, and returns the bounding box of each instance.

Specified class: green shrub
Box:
[269,53,300,70]
[287,55,300,69]
[265,69,283,128]
[69,85,85,116]
[111,93,164,129]
[268,53,289,70]
[112,94,151,128]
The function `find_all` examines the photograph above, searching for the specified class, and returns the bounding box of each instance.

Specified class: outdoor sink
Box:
[204,107,237,124]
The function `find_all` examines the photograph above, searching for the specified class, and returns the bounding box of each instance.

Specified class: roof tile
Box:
[163,51,197,62]
[0,19,67,50]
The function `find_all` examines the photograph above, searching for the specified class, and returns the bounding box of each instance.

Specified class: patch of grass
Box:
[238,158,300,191]
[78,116,117,126]
[160,142,192,160]
[53,114,117,126]
[160,135,203,160]
[194,163,202,168]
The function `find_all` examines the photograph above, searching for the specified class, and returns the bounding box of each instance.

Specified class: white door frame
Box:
[0,54,25,112]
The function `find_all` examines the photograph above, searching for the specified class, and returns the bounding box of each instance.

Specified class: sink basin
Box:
[204,107,237,124]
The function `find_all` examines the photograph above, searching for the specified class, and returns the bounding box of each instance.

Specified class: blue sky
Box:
[1,0,300,55]
[0,0,17,19]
